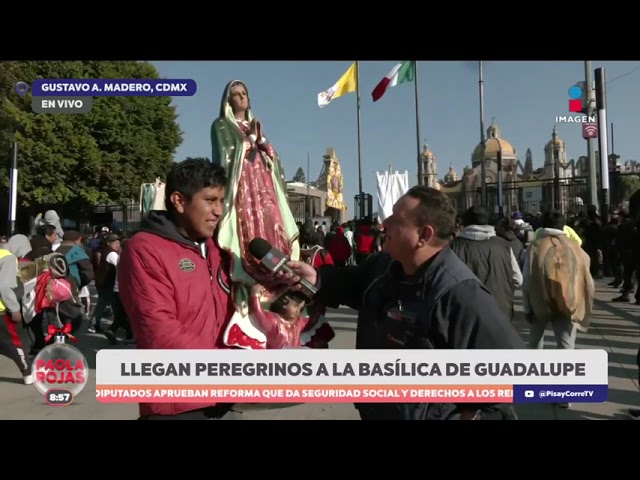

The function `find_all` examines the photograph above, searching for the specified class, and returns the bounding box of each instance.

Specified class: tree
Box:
[630,186,640,222]
[0,61,183,219]
[292,167,306,183]
[183,157,210,162]
[619,174,640,202]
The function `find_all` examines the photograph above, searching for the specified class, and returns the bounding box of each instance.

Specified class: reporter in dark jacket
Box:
[285,186,525,421]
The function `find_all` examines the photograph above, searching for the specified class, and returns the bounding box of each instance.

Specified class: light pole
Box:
[553,129,561,212]
[9,141,18,235]
[496,140,504,218]
[306,152,311,218]
[584,61,598,207]
[478,61,487,205]
[595,68,610,223]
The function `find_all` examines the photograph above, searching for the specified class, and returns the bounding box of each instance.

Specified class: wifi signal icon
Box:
[582,122,598,140]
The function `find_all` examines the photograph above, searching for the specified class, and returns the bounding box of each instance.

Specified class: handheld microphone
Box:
[248,238,318,299]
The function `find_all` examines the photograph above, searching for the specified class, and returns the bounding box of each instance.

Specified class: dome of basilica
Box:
[422,143,436,159]
[471,123,517,166]
[545,126,565,150]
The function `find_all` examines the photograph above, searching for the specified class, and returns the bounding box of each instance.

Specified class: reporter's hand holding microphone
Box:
[248,238,318,297]
[276,261,317,289]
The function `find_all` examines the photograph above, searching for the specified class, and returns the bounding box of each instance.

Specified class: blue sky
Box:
[152,61,640,217]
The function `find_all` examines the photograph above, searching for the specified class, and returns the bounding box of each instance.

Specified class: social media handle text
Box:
[514,385,608,403]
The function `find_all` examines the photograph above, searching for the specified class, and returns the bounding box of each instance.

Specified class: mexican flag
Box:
[371,61,415,102]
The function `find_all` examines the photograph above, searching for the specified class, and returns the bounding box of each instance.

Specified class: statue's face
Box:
[229,84,249,114]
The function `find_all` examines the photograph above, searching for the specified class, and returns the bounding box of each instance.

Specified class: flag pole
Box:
[478,61,487,205]
[414,61,423,186]
[9,140,18,235]
[356,61,364,219]
[306,151,311,218]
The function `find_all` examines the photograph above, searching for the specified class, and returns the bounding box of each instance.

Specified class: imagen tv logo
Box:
[568,84,584,112]
[555,83,596,125]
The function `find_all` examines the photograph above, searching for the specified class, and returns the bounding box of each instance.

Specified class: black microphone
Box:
[248,238,318,299]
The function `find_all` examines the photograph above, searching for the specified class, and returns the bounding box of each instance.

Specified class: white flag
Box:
[376,170,409,222]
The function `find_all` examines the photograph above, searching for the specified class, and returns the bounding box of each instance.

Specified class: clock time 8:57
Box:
[45,389,74,406]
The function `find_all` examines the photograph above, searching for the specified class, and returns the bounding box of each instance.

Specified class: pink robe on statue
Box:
[234,120,291,288]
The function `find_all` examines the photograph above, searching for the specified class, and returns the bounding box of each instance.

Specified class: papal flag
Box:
[317,63,357,108]
[371,61,415,102]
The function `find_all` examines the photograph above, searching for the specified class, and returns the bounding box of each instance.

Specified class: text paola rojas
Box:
[36,359,86,384]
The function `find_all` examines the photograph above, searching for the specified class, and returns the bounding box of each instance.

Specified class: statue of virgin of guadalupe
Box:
[212,80,311,350]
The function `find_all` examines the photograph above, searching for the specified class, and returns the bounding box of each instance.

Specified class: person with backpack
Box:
[522,211,595,353]
[55,231,94,291]
[34,252,83,343]
[299,220,334,269]
[56,231,95,322]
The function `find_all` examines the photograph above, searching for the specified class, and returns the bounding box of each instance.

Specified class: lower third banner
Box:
[96,385,512,403]
[96,384,608,403]
[96,349,609,404]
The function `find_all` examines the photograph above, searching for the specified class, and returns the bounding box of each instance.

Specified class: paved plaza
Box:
[0,279,638,420]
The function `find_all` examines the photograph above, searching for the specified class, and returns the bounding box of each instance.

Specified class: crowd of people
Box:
[1,76,638,421]
[296,217,385,268]
[450,203,640,418]
[1,170,638,420]
[0,215,133,386]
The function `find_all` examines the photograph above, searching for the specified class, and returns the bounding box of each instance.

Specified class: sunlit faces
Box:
[170,187,225,238]
[383,195,434,262]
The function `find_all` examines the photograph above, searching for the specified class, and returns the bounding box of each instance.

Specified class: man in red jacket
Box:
[118,158,236,420]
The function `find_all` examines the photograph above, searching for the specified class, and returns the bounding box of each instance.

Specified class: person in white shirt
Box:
[103,238,133,345]
[79,285,91,317]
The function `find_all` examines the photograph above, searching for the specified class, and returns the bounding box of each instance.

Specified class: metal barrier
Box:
[464,177,591,216]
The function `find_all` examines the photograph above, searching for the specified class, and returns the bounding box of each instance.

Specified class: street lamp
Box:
[478,61,487,205]
[496,139,504,218]
[9,140,18,235]
[553,129,561,212]
[306,152,311,218]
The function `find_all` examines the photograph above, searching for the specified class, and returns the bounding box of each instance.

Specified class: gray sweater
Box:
[0,250,19,313]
